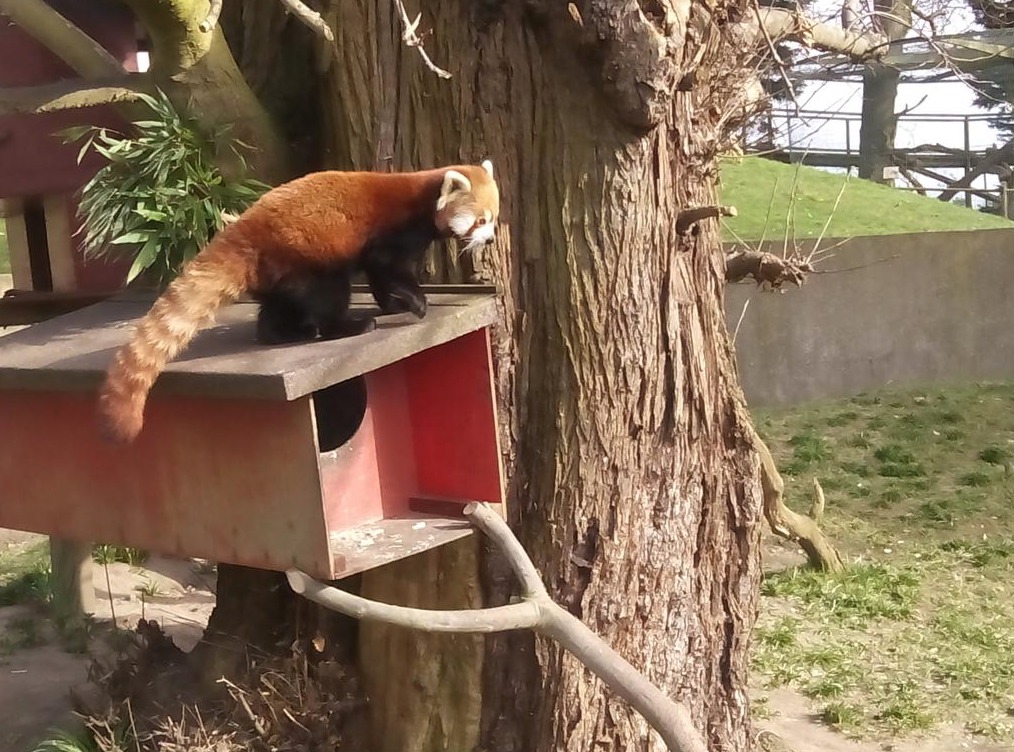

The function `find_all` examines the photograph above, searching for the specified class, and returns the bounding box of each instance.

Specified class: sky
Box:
[760,0,1012,205]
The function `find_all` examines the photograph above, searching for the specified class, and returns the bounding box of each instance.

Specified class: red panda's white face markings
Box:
[435,160,500,252]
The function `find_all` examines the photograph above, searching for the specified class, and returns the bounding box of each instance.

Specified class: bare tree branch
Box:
[740,7,889,61]
[0,76,149,116]
[841,0,863,30]
[277,0,335,42]
[0,0,124,79]
[286,502,709,752]
[393,0,452,79]
[751,0,801,110]
[937,136,1014,203]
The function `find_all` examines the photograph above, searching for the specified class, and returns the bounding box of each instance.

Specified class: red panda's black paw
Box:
[319,316,377,340]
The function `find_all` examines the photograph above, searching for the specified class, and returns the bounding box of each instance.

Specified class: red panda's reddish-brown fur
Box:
[98,164,499,444]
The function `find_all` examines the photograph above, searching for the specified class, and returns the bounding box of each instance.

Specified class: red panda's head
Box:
[435,160,500,251]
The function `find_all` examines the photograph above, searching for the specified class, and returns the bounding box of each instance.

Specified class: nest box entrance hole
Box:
[312,376,368,453]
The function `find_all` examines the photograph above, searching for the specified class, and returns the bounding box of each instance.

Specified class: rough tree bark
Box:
[314,2,765,751]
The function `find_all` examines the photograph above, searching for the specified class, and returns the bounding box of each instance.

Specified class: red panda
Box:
[98,160,500,444]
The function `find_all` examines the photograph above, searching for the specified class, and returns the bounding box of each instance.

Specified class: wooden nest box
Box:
[0,286,505,579]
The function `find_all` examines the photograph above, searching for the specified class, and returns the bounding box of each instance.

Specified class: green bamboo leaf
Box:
[126,238,160,283]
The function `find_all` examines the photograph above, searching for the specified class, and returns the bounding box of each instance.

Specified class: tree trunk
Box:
[858,0,911,183]
[858,65,901,183]
[314,3,764,751]
[120,0,289,183]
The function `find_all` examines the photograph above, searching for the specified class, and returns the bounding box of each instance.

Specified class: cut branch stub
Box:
[199,0,224,32]
[286,502,710,752]
[677,205,738,235]
[725,249,812,289]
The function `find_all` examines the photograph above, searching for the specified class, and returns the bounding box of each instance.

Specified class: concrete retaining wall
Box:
[726,228,1014,407]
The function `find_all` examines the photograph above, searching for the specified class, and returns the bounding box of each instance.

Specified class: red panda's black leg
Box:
[365,264,427,319]
[256,293,317,345]
[309,269,378,340]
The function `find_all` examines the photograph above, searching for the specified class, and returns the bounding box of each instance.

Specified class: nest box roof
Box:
[0,285,498,400]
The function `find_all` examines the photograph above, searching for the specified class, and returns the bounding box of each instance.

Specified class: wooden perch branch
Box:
[676,205,738,235]
[198,0,224,32]
[0,76,149,116]
[725,249,813,289]
[286,503,708,752]
[393,0,452,79]
[277,0,335,42]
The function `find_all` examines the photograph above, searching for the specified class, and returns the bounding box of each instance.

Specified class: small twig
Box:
[277,0,335,42]
[752,0,800,112]
[806,171,851,264]
[783,158,806,259]
[286,503,708,752]
[283,707,311,734]
[748,413,846,573]
[126,698,139,752]
[392,0,452,79]
[102,559,116,626]
[219,677,268,739]
[732,297,751,344]
[815,253,901,274]
[894,94,928,120]
[198,0,223,32]
[676,204,738,235]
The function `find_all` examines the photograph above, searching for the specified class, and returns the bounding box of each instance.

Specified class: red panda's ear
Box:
[481,159,494,178]
[438,169,472,210]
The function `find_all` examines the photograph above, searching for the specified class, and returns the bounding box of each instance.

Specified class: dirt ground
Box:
[0,532,216,751]
[2,529,1009,752]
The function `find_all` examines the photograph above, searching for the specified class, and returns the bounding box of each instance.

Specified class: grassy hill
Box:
[753,382,1014,741]
[719,156,1014,242]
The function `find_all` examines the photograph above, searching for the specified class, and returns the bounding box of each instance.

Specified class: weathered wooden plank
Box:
[0,289,499,400]
[328,514,478,579]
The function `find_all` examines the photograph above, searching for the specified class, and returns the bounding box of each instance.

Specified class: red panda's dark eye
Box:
[476,217,487,226]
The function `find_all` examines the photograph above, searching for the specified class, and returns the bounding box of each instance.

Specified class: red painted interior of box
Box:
[318,328,504,531]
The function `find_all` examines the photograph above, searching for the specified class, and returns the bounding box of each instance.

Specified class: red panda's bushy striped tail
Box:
[98,228,256,443]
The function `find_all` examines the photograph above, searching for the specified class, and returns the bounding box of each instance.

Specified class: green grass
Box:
[752,382,1014,741]
[92,544,147,566]
[0,539,51,607]
[719,157,1014,241]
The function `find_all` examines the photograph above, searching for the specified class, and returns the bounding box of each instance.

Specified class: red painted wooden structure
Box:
[0,0,139,292]
[0,287,505,579]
